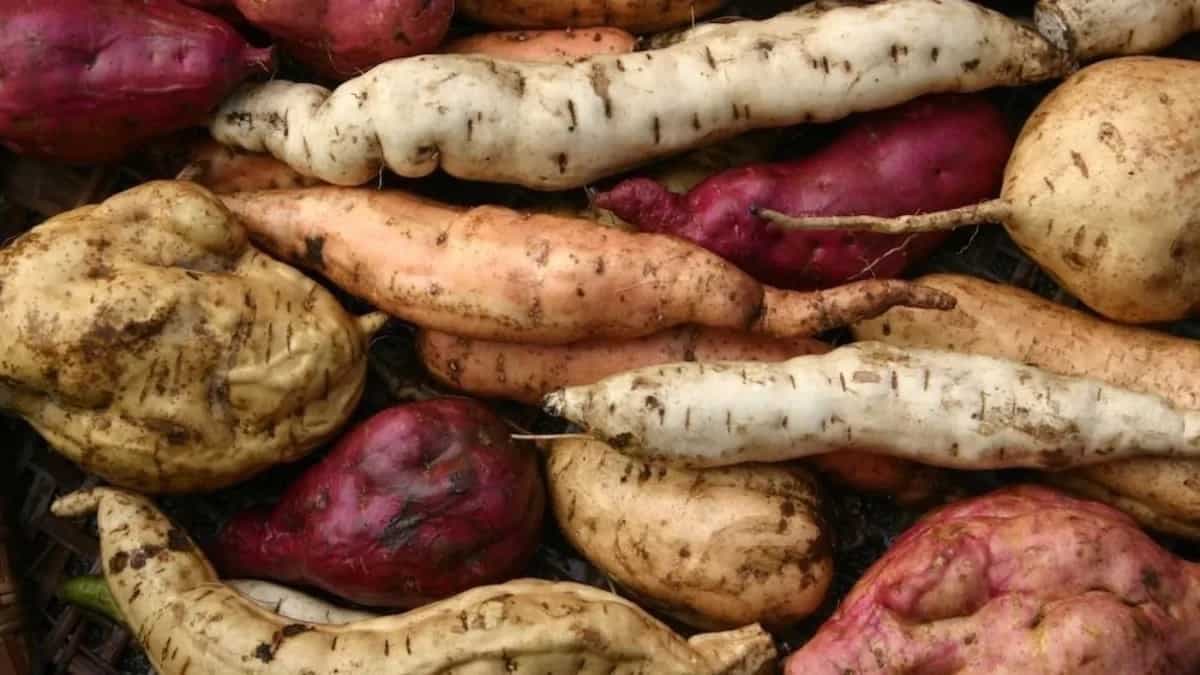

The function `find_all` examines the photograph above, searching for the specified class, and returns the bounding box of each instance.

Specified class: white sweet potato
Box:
[855,273,1200,538]
[544,342,1200,470]
[1034,0,1200,61]
[50,487,777,675]
[760,56,1200,324]
[210,0,1070,190]
[547,438,832,630]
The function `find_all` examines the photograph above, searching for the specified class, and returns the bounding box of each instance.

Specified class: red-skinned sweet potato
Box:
[0,0,272,164]
[594,94,1012,290]
[213,398,545,609]
[233,0,454,80]
[785,485,1200,674]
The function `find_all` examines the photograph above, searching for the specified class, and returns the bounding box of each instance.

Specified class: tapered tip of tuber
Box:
[51,489,103,518]
[358,312,390,338]
[688,624,778,675]
[907,286,957,311]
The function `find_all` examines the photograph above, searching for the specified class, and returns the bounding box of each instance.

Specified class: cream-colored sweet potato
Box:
[547,437,832,630]
[51,487,778,675]
[1034,0,1200,61]
[854,273,1200,537]
[0,181,382,493]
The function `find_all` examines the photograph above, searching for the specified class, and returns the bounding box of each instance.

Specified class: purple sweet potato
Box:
[595,94,1012,291]
[785,485,1200,675]
[0,0,272,164]
[213,398,545,609]
[233,0,454,80]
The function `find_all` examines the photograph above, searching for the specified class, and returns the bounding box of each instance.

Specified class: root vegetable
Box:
[0,502,29,675]
[218,186,956,344]
[596,93,1010,290]
[51,487,778,675]
[0,0,272,163]
[417,326,827,405]
[456,0,726,33]
[784,485,1200,674]
[761,56,1200,324]
[543,341,1200,471]
[0,181,382,493]
[547,437,832,630]
[232,0,454,80]
[62,575,379,625]
[1034,0,1200,61]
[443,28,637,62]
[210,0,1070,191]
[855,272,1200,538]
[177,140,325,193]
[214,398,545,609]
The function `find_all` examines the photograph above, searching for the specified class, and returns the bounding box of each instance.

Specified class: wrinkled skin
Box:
[595,94,1011,290]
[215,398,546,609]
[235,0,453,80]
[0,0,271,163]
[785,485,1200,674]
[0,181,377,493]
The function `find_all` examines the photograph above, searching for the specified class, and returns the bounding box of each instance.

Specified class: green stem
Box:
[58,575,124,625]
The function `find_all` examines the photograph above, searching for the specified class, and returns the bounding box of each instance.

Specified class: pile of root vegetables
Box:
[4,0,1200,673]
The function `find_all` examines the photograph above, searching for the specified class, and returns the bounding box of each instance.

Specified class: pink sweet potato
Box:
[213,398,545,609]
[594,94,1012,290]
[0,0,272,164]
[233,0,454,80]
[785,485,1200,674]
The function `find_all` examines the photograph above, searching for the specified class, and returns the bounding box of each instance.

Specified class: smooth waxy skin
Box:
[596,94,1010,290]
[215,399,545,609]
[784,485,1200,674]
[50,488,778,675]
[210,0,1069,190]
[0,181,379,493]
[0,0,271,162]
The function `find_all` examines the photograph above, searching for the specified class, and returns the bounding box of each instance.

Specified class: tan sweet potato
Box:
[51,487,778,675]
[854,273,1200,537]
[456,0,725,33]
[0,181,383,493]
[547,437,832,630]
[218,186,955,345]
[443,28,637,61]
[177,140,324,193]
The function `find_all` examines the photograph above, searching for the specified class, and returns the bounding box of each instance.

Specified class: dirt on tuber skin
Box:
[595,93,1012,291]
[214,398,545,609]
[0,0,273,163]
[784,485,1200,674]
[217,186,956,345]
[50,487,779,675]
[210,0,1070,190]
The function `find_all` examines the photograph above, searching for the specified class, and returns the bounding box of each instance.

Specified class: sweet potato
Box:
[1034,0,1200,61]
[855,273,1200,538]
[456,0,726,33]
[232,0,453,80]
[63,574,380,625]
[218,186,955,344]
[210,0,1069,190]
[177,140,325,193]
[443,28,637,62]
[214,398,545,609]
[784,485,1200,674]
[0,181,383,493]
[548,437,831,630]
[51,487,778,675]
[0,0,272,163]
[544,341,1200,471]
[596,94,1010,290]
[761,57,1200,324]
